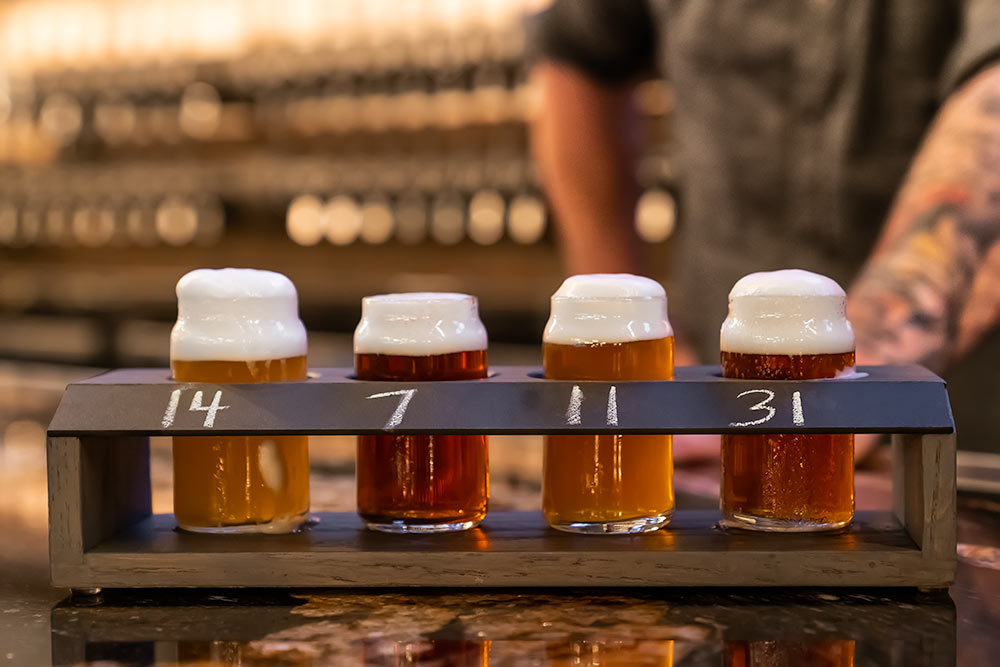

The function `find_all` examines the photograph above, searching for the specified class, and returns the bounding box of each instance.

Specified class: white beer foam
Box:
[720,269,855,355]
[543,274,673,345]
[354,292,488,356]
[170,268,308,362]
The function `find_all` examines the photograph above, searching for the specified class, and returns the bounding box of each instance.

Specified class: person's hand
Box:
[673,336,702,367]
[673,334,721,464]
[854,433,884,465]
[673,433,721,464]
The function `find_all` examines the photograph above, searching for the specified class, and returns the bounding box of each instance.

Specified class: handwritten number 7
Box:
[367,389,417,430]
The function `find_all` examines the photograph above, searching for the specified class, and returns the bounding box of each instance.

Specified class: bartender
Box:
[528,0,1000,457]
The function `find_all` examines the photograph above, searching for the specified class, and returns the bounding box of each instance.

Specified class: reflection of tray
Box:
[50,589,956,666]
[47,365,956,590]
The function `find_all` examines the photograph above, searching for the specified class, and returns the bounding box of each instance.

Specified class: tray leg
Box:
[892,432,957,586]
[48,436,152,588]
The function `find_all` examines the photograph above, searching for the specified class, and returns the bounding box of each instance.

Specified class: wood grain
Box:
[47,436,84,569]
[46,510,954,589]
[79,436,151,552]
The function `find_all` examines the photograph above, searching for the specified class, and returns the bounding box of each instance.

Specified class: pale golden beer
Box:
[720,269,856,532]
[170,268,310,534]
[542,274,675,533]
[354,293,489,533]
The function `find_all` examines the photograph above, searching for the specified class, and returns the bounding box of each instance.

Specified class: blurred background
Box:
[0,6,682,659]
[0,0,679,372]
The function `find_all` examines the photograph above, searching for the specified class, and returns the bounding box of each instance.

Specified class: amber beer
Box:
[361,640,490,666]
[170,268,310,534]
[720,269,856,532]
[354,293,489,533]
[545,640,674,666]
[542,274,675,533]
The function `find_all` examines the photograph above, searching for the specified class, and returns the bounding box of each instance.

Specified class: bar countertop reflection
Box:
[50,587,958,666]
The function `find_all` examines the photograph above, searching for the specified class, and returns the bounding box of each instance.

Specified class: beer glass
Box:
[725,640,854,667]
[170,268,310,534]
[720,269,856,532]
[542,274,675,533]
[354,292,489,533]
[545,640,674,666]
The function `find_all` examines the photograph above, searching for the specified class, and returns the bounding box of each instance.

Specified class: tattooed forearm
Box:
[848,63,1000,372]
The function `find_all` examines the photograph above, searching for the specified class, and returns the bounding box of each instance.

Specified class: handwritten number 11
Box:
[566,385,618,426]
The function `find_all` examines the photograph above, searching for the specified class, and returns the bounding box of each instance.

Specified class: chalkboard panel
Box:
[47,365,954,437]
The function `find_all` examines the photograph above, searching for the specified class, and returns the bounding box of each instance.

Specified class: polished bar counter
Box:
[3,481,999,665]
[1,364,998,666]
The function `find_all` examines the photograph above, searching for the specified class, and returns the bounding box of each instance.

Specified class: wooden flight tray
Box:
[46,365,957,590]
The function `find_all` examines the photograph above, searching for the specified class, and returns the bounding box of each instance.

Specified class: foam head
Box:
[354,292,488,356]
[720,269,855,355]
[543,274,673,345]
[170,268,307,362]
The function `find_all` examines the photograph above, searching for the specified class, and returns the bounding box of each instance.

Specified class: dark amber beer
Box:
[725,640,854,667]
[170,268,310,534]
[543,274,675,533]
[720,269,856,532]
[354,293,489,533]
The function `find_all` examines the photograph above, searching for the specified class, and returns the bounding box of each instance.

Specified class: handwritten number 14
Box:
[161,389,231,428]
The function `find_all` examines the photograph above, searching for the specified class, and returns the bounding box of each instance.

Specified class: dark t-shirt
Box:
[530,0,1000,449]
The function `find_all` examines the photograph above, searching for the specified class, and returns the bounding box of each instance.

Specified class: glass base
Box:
[547,512,671,535]
[719,511,851,533]
[177,511,311,535]
[363,515,483,534]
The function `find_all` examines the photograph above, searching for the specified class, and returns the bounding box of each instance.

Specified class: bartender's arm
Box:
[527,1,702,363]
[531,64,702,368]
[532,63,644,276]
[848,62,1000,372]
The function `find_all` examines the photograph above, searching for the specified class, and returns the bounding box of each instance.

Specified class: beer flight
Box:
[169,267,856,536]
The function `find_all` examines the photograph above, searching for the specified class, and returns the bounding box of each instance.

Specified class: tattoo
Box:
[849,66,1000,371]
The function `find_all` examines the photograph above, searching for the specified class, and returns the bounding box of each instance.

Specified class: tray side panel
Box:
[48,436,84,573]
[72,551,951,588]
[894,433,925,548]
[56,511,952,589]
[892,433,957,588]
[79,437,152,552]
[920,432,957,568]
